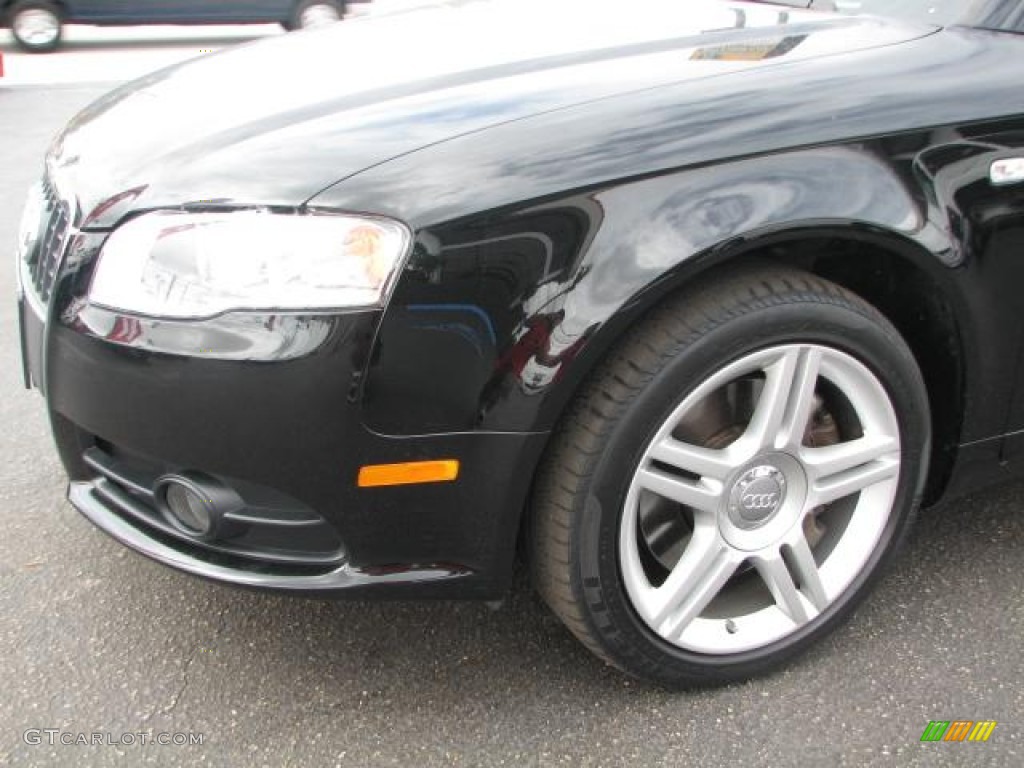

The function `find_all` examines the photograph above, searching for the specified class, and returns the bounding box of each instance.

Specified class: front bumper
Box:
[20,230,546,599]
[68,481,462,592]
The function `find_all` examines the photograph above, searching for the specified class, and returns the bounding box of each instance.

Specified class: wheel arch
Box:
[2,0,67,21]
[741,225,963,506]
[521,221,965,560]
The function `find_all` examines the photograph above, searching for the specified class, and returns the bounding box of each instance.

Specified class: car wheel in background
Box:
[10,1,62,53]
[285,0,345,31]
[530,264,930,687]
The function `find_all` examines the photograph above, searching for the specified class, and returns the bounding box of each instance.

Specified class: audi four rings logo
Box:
[741,493,779,510]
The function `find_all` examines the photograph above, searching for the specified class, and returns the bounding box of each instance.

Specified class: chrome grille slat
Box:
[24,175,72,306]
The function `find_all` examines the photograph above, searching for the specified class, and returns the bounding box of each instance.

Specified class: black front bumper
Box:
[21,243,546,599]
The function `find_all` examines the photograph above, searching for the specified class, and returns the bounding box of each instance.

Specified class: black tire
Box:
[530,263,930,687]
[283,0,345,31]
[9,0,62,53]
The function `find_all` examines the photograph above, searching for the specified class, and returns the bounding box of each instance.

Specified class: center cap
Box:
[727,465,787,529]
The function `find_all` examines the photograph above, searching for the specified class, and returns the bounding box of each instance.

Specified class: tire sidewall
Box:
[573,299,930,685]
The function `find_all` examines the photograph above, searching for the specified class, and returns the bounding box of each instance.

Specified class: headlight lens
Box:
[88,210,410,319]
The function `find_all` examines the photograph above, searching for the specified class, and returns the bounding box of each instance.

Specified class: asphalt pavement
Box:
[1,75,1022,768]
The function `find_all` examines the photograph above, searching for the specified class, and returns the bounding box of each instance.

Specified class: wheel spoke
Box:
[742,347,822,453]
[636,466,723,513]
[648,527,739,638]
[753,550,818,625]
[648,436,735,482]
[802,434,898,481]
[782,531,829,612]
[807,449,899,507]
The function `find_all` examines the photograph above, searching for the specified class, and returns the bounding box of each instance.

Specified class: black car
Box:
[16,0,1024,687]
[2,0,352,52]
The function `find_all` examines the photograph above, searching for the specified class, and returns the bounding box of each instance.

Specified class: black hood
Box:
[47,0,927,228]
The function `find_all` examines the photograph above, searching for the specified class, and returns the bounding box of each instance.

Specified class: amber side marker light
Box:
[358,460,460,488]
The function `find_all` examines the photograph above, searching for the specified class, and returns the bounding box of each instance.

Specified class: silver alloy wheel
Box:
[13,8,59,46]
[620,344,901,654]
[299,3,342,28]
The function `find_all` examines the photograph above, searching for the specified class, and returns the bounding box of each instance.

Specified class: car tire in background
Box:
[530,264,930,687]
[9,0,62,53]
[284,0,346,31]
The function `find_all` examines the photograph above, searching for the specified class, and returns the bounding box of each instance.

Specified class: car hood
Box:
[48,0,930,228]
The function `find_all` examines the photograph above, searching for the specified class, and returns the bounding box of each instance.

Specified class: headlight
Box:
[88,210,410,319]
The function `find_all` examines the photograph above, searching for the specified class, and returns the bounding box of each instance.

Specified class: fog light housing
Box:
[156,473,243,541]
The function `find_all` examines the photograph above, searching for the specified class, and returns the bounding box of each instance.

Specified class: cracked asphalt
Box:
[1,85,1022,768]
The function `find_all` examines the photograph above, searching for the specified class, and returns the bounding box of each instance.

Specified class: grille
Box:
[24,177,72,305]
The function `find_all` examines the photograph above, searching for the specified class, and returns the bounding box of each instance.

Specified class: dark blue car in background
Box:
[2,0,358,51]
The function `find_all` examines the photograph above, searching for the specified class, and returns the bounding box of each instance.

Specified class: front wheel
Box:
[284,0,345,31]
[530,264,930,687]
[10,1,62,53]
